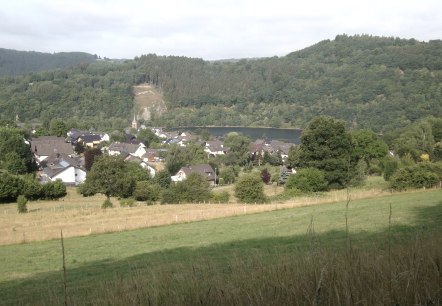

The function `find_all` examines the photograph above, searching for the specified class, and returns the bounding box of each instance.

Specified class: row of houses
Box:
[29,128,295,186]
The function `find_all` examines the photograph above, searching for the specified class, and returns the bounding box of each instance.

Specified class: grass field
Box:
[0,188,441,305]
[0,177,391,245]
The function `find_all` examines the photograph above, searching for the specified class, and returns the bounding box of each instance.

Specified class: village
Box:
[31,121,297,187]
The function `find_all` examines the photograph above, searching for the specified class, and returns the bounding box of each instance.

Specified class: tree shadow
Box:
[0,199,441,305]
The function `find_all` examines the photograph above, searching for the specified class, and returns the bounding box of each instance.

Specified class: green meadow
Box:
[0,189,441,305]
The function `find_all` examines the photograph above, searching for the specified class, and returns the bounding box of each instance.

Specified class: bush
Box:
[382,156,400,181]
[390,163,440,190]
[234,174,266,204]
[21,175,43,200]
[120,198,136,207]
[133,181,161,204]
[211,191,230,203]
[161,173,212,204]
[102,197,113,209]
[219,167,236,184]
[285,168,328,193]
[160,187,181,204]
[154,170,171,188]
[41,180,67,199]
[0,172,22,203]
[260,168,271,184]
[17,195,28,213]
[77,181,97,197]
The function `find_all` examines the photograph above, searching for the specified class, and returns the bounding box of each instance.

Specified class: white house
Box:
[204,140,227,157]
[171,164,215,185]
[40,153,86,185]
[108,142,147,158]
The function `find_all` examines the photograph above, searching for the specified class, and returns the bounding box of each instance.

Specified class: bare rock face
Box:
[133,83,167,120]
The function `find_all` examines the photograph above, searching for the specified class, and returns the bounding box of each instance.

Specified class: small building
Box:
[77,134,103,148]
[108,142,147,158]
[30,136,75,164]
[39,153,86,185]
[171,164,215,185]
[204,140,228,157]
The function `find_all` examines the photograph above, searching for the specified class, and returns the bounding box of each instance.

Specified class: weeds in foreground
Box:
[56,233,440,306]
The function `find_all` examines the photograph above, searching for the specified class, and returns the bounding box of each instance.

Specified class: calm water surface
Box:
[171,127,302,144]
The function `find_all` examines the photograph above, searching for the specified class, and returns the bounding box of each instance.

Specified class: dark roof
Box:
[180,164,215,181]
[31,137,75,156]
[78,134,102,143]
[67,129,89,140]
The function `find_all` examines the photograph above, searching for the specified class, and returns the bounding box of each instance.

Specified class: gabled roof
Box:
[205,140,226,152]
[179,164,215,181]
[31,137,75,156]
[108,142,140,154]
[42,153,84,178]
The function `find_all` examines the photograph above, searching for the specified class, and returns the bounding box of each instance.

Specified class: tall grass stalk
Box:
[61,230,68,306]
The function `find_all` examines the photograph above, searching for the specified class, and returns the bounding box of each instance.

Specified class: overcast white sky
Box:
[1,0,441,60]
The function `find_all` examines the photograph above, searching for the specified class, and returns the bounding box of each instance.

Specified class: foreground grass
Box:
[0,189,441,305]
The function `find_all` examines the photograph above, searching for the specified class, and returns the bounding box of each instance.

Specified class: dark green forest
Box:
[0,48,98,76]
[0,34,441,132]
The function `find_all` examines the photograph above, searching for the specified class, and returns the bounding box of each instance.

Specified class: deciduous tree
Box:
[80,155,136,199]
[234,173,266,203]
[294,116,354,189]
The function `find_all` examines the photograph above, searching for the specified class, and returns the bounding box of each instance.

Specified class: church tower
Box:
[131,112,138,130]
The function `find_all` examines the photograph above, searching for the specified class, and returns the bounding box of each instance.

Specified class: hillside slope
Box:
[0,48,97,76]
[0,35,441,132]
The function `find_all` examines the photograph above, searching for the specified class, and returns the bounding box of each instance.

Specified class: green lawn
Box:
[0,189,441,305]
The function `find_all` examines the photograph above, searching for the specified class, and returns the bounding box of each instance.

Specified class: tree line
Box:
[0,35,441,132]
[1,115,442,208]
[0,48,97,76]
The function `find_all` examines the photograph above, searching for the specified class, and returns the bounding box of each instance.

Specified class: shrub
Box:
[154,170,171,188]
[102,198,113,209]
[77,181,97,197]
[260,168,271,184]
[41,180,67,199]
[285,168,328,193]
[133,181,161,203]
[161,173,212,204]
[390,163,439,190]
[17,195,28,213]
[234,174,266,204]
[21,175,43,200]
[0,172,22,203]
[219,167,236,184]
[211,191,230,203]
[160,187,181,204]
[120,198,136,207]
[382,156,400,181]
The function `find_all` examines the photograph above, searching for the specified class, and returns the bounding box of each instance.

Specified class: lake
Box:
[170,127,302,144]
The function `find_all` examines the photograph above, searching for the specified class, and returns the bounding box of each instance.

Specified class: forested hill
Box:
[0,35,441,132]
[0,48,98,76]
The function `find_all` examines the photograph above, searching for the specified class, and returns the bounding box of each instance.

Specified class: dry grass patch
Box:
[0,181,397,245]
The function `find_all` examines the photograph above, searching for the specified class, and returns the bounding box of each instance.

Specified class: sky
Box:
[1,0,441,60]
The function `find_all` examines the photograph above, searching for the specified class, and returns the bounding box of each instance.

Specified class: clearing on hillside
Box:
[133,83,167,121]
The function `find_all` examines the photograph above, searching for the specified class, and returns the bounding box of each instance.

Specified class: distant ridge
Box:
[0,48,98,76]
[0,34,441,132]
